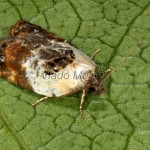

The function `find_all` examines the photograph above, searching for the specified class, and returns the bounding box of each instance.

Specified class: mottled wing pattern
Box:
[0,34,32,90]
[9,20,64,42]
[0,20,75,90]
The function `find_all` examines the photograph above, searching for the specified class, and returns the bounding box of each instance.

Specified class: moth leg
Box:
[32,96,49,106]
[80,89,87,116]
[91,49,100,60]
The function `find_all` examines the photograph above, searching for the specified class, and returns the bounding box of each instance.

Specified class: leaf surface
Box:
[0,0,150,149]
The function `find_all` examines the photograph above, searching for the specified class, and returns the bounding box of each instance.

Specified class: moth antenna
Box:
[100,40,143,86]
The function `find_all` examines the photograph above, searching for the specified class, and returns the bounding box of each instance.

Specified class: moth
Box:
[0,20,109,115]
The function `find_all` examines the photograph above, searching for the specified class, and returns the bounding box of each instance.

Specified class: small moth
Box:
[0,20,108,115]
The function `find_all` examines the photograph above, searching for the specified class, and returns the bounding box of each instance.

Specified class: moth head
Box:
[82,70,104,95]
[88,42,140,95]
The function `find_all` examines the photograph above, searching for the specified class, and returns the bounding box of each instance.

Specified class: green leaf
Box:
[0,0,150,149]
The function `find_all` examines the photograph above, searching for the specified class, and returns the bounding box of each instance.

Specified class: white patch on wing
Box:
[22,42,96,97]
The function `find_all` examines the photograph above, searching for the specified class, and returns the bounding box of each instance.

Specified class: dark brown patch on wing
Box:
[0,39,32,90]
[9,20,65,42]
[41,48,75,75]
